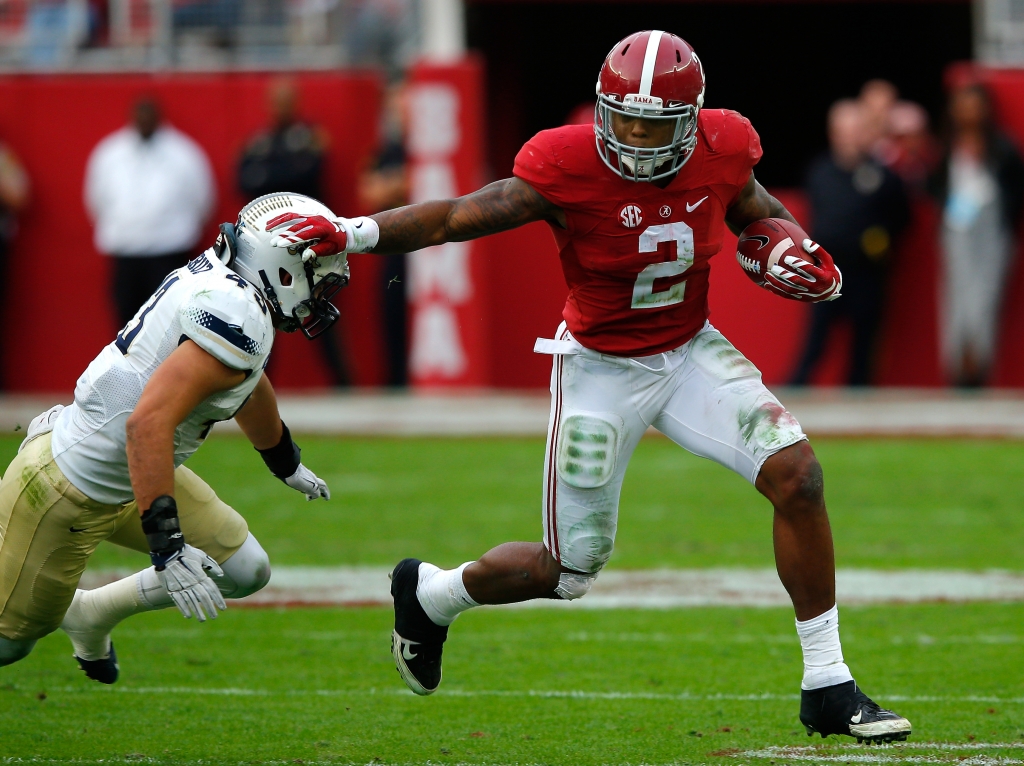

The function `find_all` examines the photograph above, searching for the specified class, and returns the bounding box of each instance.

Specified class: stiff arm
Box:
[368,177,565,255]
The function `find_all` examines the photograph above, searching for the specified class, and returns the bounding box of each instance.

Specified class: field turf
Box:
[1,435,1023,764]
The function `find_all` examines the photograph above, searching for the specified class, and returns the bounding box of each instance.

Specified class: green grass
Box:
[1,434,1022,764]
[0,434,1014,571]
[1,604,1023,764]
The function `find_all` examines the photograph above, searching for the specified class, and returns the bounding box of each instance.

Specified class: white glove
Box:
[19,404,65,453]
[284,464,331,501]
[156,544,227,622]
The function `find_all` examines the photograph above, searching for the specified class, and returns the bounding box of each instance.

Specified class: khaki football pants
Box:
[0,433,248,642]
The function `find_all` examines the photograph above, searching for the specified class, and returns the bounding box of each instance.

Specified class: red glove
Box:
[266,213,347,260]
[763,238,843,303]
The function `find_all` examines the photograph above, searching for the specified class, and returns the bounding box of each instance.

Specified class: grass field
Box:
[1,434,1023,764]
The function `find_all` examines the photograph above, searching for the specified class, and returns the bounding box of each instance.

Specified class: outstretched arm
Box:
[725,173,798,235]
[266,178,563,259]
[370,177,564,255]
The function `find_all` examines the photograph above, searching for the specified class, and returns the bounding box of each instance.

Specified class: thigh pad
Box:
[556,411,622,490]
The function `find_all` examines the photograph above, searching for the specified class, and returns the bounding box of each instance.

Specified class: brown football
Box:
[735,217,813,288]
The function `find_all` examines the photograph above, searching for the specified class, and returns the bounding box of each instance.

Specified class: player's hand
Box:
[763,238,843,303]
[266,213,347,261]
[155,544,227,622]
[283,463,331,501]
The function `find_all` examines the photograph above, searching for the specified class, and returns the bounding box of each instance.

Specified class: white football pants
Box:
[537,321,807,576]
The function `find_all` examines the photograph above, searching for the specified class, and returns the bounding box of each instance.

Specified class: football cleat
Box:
[390,558,448,696]
[800,680,911,744]
[74,642,119,685]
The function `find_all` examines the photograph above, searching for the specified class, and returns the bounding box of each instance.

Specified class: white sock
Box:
[796,604,854,690]
[416,562,479,627]
[60,573,160,661]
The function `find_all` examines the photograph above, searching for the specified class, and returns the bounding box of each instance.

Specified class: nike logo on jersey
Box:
[686,196,708,212]
[69,526,88,533]
[850,710,863,724]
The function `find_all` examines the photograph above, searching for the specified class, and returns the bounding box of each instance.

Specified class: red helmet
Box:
[595,30,706,181]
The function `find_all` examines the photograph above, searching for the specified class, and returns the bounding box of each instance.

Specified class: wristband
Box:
[140,495,185,570]
[257,421,301,480]
[338,216,379,253]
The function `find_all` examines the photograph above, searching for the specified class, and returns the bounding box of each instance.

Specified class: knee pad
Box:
[554,571,596,601]
[556,412,622,490]
[216,534,271,599]
[557,505,616,574]
[0,637,36,666]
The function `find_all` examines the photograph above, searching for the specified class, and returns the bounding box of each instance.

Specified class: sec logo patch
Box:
[619,205,643,228]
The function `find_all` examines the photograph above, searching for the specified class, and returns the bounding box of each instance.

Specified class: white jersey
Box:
[51,250,274,504]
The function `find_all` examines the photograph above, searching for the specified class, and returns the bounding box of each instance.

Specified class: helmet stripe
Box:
[638,30,664,96]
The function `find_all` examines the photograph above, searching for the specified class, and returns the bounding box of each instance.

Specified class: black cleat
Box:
[801,680,911,744]
[390,558,448,696]
[74,642,119,685]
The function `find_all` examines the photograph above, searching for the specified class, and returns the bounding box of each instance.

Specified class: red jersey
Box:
[513,109,762,356]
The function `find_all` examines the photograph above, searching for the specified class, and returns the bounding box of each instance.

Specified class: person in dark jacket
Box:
[931,82,1024,387]
[790,99,911,386]
[237,77,349,387]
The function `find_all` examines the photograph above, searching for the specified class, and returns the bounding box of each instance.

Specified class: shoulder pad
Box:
[179,277,273,371]
[701,110,761,158]
[514,125,597,205]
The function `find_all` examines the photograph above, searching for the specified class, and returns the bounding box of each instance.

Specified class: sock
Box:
[60,572,161,661]
[795,604,854,690]
[416,562,479,627]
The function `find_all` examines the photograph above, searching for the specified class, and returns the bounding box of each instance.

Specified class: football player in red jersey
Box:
[267,31,909,743]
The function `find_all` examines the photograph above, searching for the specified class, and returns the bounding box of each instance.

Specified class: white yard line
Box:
[78,567,1024,607]
[36,685,1024,704]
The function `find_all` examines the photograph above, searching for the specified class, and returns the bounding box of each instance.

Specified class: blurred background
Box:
[0,0,1023,395]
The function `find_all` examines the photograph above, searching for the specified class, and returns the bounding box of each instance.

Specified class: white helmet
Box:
[216,193,350,339]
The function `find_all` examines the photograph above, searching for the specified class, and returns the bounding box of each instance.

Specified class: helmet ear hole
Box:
[279,267,293,286]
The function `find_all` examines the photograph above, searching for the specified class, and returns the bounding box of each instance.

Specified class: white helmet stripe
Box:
[638,30,664,96]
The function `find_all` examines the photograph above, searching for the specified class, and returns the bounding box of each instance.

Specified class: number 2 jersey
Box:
[50,251,274,505]
[513,109,762,356]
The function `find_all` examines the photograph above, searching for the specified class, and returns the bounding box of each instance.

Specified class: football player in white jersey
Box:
[0,193,346,683]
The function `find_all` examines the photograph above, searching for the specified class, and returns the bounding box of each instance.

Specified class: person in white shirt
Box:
[85,97,216,327]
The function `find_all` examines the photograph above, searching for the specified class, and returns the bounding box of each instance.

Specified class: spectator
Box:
[358,83,409,386]
[886,101,941,191]
[0,140,29,262]
[790,99,910,386]
[237,77,349,387]
[859,79,899,163]
[932,82,1024,387]
[239,77,327,201]
[85,97,215,328]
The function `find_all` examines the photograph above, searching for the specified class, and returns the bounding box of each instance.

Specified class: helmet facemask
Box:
[595,92,700,182]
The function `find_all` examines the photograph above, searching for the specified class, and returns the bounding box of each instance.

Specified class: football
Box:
[735,217,815,288]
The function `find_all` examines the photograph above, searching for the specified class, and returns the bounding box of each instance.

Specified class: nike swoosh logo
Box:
[850,710,863,724]
[69,526,88,533]
[355,222,364,228]
[686,196,708,213]
[401,640,419,661]
[742,234,771,250]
